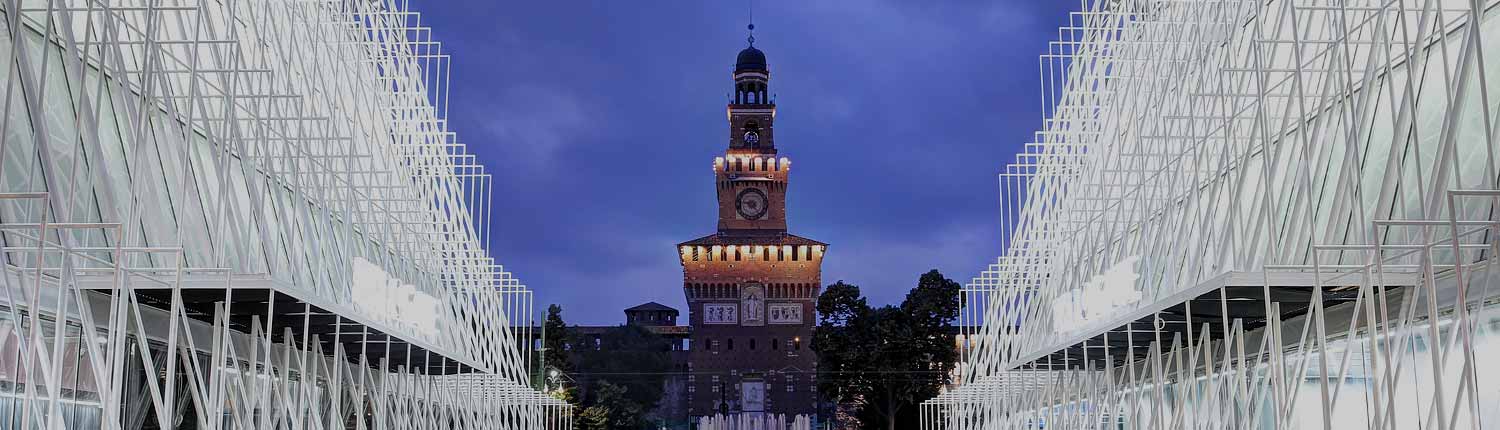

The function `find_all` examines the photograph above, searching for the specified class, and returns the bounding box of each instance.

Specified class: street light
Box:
[544,366,575,395]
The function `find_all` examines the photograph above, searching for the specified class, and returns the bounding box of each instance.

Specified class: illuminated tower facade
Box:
[678,35,823,421]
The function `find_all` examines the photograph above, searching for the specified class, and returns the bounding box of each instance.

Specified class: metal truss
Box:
[0,0,567,429]
[930,0,1500,429]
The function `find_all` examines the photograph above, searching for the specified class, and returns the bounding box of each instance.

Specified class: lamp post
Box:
[544,366,574,396]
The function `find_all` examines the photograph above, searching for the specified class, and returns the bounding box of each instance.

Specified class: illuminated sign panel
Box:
[1051,256,1141,333]
[351,257,443,339]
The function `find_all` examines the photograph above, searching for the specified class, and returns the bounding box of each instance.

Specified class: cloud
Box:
[802,88,856,122]
[823,220,999,306]
[527,230,689,325]
[408,0,1069,326]
[978,2,1046,36]
[479,84,595,170]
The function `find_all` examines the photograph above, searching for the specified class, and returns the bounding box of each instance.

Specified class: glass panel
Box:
[0,26,49,267]
[228,161,266,273]
[134,117,180,267]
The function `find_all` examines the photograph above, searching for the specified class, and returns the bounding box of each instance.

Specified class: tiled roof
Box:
[625,302,678,312]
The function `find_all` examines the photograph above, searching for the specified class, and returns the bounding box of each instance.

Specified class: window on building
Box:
[749,338,757,350]
[771,338,778,350]
[727,338,734,350]
[705,338,713,350]
[794,338,801,351]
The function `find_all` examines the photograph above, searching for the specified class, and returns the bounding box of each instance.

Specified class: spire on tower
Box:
[747,1,755,46]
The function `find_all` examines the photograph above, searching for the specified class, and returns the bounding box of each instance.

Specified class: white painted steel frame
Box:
[0,0,567,429]
[929,0,1500,429]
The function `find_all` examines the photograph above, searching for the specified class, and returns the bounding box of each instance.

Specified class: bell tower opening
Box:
[729,27,776,155]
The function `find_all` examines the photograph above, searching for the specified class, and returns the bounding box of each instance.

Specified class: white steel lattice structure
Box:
[0,0,570,429]
[928,0,1500,429]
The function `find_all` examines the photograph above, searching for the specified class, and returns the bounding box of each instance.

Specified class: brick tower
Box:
[678,32,823,421]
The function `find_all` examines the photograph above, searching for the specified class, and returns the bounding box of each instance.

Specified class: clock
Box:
[736,188,768,220]
[743,130,760,146]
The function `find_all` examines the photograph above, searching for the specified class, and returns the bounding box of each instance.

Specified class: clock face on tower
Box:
[743,131,760,146]
[736,188,768,220]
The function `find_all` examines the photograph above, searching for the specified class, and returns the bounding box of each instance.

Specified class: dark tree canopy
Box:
[814,270,962,430]
[542,306,669,429]
[577,380,641,430]
[544,304,573,373]
[814,281,875,412]
[573,324,672,429]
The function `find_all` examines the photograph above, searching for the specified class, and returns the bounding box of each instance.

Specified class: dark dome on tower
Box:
[736,46,767,71]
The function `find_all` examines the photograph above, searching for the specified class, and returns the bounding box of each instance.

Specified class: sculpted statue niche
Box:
[741,283,766,326]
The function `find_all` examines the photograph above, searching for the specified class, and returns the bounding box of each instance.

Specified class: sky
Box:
[405,1,1080,325]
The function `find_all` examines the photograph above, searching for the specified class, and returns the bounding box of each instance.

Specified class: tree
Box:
[544,304,574,373]
[574,324,671,429]
[598,380,645,429]
[814,280,875,428]
[576,404,610,430]
[576,381,642,430]
[540,304,580,411]
[814,270,962,430]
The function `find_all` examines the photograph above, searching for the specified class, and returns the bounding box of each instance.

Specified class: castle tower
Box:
[678,30,824,421]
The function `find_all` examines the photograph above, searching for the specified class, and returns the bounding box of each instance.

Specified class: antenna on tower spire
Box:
[747,1,755,46]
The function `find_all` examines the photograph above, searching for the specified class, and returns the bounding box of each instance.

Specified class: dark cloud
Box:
[410,1,1076,324]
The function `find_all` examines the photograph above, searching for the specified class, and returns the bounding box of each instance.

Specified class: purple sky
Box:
[406,1,1078,325]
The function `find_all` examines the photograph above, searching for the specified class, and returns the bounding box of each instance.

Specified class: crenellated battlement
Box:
[714,155,790,176]
[678,243,825,265]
